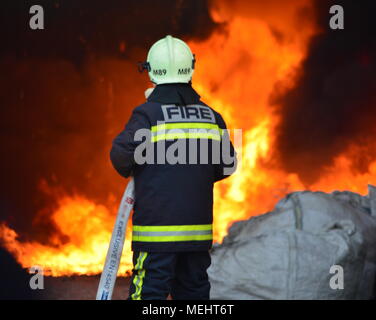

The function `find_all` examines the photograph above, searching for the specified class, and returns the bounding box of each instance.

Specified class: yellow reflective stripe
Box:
[133,224,212,232]
[132,224,213,242]
[131,252,148,300]
[133,234,213,242]
[152,132,221,142]
[151,123,220,132]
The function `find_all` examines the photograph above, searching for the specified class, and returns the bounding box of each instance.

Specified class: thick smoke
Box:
[0,0,220,241]
[273,0,376,184]
[0,0,218,64]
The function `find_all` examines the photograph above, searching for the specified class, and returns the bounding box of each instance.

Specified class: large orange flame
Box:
[0,194,133,276]
[1,1,375,276]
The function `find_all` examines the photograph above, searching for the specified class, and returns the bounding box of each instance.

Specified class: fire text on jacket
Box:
[161,104,216,123]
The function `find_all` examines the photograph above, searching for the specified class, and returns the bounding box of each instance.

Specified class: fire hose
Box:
[96,178,135,300]
[96,87,154,300]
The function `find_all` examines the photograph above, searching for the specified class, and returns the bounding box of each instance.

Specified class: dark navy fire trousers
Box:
[128,251,211,300]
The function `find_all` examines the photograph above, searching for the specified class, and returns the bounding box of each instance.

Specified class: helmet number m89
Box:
[153,69,167,76]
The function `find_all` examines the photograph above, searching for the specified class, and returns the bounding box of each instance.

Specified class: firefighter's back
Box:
[131,99,226,252]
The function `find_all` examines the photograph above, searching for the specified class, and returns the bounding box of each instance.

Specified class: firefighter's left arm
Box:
[214,113,237,182]
[110,108,150,178]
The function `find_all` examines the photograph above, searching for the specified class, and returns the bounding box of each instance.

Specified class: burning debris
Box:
[209,185,376,299]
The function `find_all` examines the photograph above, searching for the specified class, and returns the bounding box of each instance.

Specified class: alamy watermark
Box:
[329,5,344,30]
[29,5,44,30]
[133,127,241,175]
[28,4,344,31]
[329,264,344,290]
[29,265,44,290]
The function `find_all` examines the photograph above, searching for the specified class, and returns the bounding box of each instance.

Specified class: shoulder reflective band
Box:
[132,224,213,242]
[151,122,223,143]
[152,123,222,132]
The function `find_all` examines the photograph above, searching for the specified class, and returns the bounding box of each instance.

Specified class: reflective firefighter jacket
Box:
[110,83,236,252]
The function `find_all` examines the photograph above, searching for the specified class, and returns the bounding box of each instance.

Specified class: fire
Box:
[1,0,375,277]
[190,2,315,241]
[0,194,133,276]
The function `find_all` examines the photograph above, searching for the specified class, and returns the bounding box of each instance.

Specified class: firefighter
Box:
[110,35,237,300]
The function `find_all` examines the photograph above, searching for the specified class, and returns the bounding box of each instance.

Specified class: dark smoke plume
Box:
[273,0,376,184]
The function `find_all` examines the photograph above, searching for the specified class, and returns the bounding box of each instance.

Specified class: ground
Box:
[40,275,131,300]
